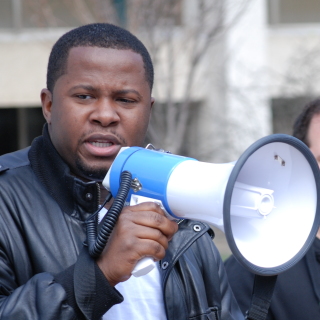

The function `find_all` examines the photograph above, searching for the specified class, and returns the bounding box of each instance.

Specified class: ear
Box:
[41,89,53,124]
[148,97,155,122]
[150,97,155,110]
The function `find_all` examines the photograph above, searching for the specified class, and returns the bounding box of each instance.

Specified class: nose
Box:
[90,98,120,127]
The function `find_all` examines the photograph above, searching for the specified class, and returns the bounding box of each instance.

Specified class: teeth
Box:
[91,142,113,148]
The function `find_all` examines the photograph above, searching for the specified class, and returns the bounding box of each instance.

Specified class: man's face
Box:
[41,46,154,181]
[308,113,320,168]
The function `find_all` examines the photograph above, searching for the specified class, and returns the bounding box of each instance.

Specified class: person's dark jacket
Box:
[224,239,320,320]
[0,125,242,320]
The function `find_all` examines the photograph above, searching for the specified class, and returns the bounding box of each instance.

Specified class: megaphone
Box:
[102,134,320,277]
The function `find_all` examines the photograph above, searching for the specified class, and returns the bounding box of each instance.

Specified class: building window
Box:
[268,0,320,25]
[0,0,14,28]
[0,109,18,155]
[0,107,45,156]
[0,0,128,29]
[113,0,127,27]
[271,96,315,135]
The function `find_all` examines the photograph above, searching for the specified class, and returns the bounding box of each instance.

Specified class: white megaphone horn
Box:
[102,134,320,277]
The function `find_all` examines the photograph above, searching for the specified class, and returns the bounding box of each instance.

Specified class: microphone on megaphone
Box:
[100,134,320,278]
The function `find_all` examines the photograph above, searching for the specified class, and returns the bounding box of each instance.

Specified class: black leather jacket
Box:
[0,127,242,320]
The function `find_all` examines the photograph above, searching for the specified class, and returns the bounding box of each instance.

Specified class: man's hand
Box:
[96,202,178,286]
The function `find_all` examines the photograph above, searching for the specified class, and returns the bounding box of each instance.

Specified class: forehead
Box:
[63,46,148,85]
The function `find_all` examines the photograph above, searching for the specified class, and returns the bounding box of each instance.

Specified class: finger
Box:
[127,201,165,216]
[129,239,167,263]
[121,209,178,239]
[106,225,168,263]
[111,218,170,249]
[135,226,170,250]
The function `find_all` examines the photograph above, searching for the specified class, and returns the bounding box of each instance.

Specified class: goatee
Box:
[75,157,108,181]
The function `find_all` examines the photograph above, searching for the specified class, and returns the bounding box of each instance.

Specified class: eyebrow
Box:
[69,84,97,92]
[116,89,142,99]
[69,85,142,98]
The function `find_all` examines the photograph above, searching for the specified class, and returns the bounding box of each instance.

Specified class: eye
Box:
[76,94,92,100]
[117,97,135,103]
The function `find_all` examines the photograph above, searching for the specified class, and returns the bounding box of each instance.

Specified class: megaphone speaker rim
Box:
[223,134,320,276]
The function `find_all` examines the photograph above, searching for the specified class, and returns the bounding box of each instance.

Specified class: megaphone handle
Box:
[129,194,169,277]
[131,257,156,277]
[130,195,178,277]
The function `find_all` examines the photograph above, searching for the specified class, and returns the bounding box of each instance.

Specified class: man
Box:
[224,98,320,319]
[0,23,242,319]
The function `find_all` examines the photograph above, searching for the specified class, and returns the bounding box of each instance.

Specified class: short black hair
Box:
[293,98,320,146]
[47,23,154,92]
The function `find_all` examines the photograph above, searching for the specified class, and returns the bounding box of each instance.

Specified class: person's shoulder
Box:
[176,219,221,262]
[0,148,40,209]
[224,255,255,280]
[178,219,215,239]
[0,148,32,187]
[0,147,31,174]
[224,254,242,270]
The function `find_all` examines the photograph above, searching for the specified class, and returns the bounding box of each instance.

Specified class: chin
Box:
[75,158,108,181]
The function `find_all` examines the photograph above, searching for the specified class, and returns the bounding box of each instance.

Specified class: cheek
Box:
[50,110,81,150]
[124,111,151,144]
[52,102,81,130]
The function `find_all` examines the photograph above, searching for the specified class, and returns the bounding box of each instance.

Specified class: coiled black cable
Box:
[86,170,132,258]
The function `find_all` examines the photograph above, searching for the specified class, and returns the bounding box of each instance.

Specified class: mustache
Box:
[79,129,128,146]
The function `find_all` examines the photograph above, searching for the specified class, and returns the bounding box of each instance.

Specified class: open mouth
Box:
[90,141,114,148]
[84,138,121,158]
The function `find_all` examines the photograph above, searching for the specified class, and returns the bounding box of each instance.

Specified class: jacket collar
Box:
[28,124,100,219]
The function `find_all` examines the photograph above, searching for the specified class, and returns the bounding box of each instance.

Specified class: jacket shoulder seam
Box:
[0,147,31,173]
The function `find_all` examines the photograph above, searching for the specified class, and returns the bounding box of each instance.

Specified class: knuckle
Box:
[150,212,164,226]
[122,236,138,251]
[154,229,163,241]
[148,202,164,215]
[169,220,179,233]
[152,243,165,258]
